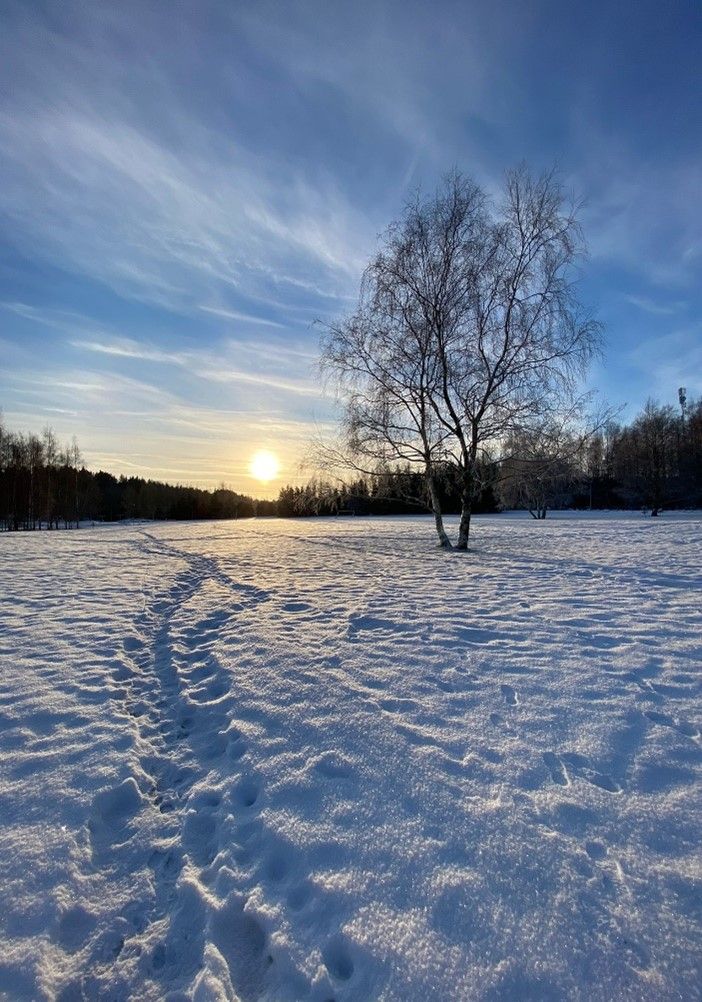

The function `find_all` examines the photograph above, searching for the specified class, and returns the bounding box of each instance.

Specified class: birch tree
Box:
[321,166,602,548]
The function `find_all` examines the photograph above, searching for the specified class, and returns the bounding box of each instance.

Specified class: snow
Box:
[0,513,700,1001]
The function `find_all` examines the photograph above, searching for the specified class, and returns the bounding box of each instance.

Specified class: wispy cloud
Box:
[70,336,321,398]
[623,295,685,317]
[0,99,374,313]
[194,365,319,397]
[70,339,183,364]
[198,306,285,328]
[0,1,507,322]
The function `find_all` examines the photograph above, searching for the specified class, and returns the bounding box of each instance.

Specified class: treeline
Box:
[85,472,276,523]
[278,396,702,517]
[0,417,273,531]
[3,394,700,530]
[277,465,498,517]
[594,397,702,512]
[0,422,83,530]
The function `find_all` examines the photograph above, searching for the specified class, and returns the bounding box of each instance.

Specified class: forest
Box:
[0,418,274,531]
[279,397,702,518]
[1,395,700,531]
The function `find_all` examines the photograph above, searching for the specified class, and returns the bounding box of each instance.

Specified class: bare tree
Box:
[42,425,59,528]
[67,436,82,527]
[321,166,602,548]
[498,420,579,519]
[615,400,679,514]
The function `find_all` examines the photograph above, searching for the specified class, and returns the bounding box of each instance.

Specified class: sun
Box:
[249,450,280,483]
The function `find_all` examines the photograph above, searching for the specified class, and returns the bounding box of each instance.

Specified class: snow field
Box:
[0,514,700,1000]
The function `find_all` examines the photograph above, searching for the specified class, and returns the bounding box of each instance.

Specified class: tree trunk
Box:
[427,474,452,549]
[455,466,473,550]
[529,504,547,519]
[456,499,471,549]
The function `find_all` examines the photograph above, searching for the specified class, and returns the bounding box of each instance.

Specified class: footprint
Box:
[122,636,145,653]
[264,852,289,883]
[182,809,217,866]
[561,753,622,794]
[585,840,608,861]
[111,661,136,683]
[585,770,621,794]
[645,710,700,739]
[314,753,354,780]
[501,684,518,707]
[616,933,651,971]
[148,848,181,877]
[56,904,98,953]
[287,883,312,912]
[209,896,267,998]
[380,697,419,712]
[645,709,674,727]
[196,610,229,633]
[177,714,194,738]
[436,680,455,693]
[233,778,261,809]
[543,752,569,787]
[228,738,247,761]
[190,679,228,703]
[151,942,167,971]
[363,678,386,691]
[91,777,143,830]
[322,936,354,982]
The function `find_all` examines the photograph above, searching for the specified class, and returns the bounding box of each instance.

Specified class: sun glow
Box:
[249,450,280,483]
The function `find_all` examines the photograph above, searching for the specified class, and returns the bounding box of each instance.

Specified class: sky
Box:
[1,0,700,495]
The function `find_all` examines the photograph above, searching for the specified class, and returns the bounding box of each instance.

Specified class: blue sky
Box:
[1,0,700,494]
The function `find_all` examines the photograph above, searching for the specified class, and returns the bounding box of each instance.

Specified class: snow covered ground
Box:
[1,513,700,1001]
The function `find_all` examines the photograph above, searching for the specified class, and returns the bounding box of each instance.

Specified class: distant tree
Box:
[42,425,59,528]
[498,421,579,518]
[0,413,9,531]
[581,432,603,510]
[611,401,679,513]
[67,437,82,527]
[321,166,602,549]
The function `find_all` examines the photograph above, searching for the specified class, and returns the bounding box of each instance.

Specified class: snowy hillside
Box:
[0,514,700,1001]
